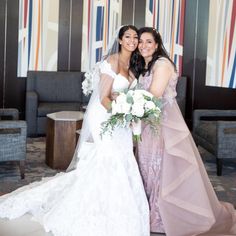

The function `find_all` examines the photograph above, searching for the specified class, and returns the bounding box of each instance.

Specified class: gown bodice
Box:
[85,60,137,143]
[100,60,136,92]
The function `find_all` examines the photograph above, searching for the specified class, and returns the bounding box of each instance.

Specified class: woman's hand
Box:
[110,92,120,101]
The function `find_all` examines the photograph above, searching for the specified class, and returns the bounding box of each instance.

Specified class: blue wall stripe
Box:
[229,55,236,88]
[149,0,153,13]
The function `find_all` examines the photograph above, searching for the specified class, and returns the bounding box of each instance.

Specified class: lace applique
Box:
[99,60,117,79]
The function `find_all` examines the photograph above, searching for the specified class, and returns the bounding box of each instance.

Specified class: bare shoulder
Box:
[151,57,175,83]
[106,54,119,73]
[152,57,175,73]
[106,54,118,64]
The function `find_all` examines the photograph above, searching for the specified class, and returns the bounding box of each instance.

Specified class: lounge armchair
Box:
[0,108,27,179]
[193,109,236,175]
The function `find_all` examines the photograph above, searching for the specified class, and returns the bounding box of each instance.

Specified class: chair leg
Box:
[18,160,25,179]
[216,158,222,176]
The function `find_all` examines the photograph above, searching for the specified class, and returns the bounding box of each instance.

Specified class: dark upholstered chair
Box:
[0,108,27,179]
[176,76,187,117]
[26,71,87,136]
[192,109,236,176]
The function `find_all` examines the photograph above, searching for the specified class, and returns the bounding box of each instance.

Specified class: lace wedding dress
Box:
[0,60,150,236]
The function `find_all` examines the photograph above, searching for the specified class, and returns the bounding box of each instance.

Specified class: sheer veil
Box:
[67,26,123,171]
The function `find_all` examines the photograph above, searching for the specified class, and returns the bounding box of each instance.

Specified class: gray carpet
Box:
[0,137,235,207]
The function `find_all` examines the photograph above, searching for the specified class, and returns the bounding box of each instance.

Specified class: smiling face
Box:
[138,32,158,63]
[119,28,138,52]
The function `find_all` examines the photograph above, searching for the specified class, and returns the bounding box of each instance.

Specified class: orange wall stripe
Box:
[221,30,228,86]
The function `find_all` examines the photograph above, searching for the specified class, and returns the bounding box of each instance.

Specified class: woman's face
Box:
[138,32,158,61]
[120,29,138,52]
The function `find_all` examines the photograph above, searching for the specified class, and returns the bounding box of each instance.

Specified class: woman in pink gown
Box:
[136,27,236,236]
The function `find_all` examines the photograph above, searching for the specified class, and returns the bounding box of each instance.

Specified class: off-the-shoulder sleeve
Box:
[99,60,117,79]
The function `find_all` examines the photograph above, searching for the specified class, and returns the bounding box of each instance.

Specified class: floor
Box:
[0,214,52,236]
[0,214,165,236]
[0,138,235,205]
[0,138,235,236]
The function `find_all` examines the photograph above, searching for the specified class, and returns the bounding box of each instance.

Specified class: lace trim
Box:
[99,60,117,79]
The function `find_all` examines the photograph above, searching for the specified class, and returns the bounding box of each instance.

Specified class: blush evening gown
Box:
[137,57,236,236]
[0,60,150,236]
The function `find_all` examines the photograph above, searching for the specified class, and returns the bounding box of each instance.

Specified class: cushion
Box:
[38,102,81,117]
[27,71,84,102]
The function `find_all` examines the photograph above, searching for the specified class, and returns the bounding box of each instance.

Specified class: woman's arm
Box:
[149,61,172,98]
[99,73,114,110]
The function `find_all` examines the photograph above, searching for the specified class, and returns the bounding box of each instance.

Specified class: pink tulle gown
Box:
[137,57,236,236]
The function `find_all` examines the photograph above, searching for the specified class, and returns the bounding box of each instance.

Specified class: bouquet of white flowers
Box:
[100,89,162,141]
[82,62,102,96]
[82,71,93,96]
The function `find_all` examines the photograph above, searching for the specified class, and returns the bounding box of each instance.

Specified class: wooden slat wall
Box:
[0,0,235,122]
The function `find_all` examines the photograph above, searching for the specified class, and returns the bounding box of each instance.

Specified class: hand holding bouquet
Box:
[100,89,162,141]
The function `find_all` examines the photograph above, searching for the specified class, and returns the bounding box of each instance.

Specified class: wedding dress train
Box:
[0,60,150,236]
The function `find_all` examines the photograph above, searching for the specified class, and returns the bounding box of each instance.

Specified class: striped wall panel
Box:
[17,0,59,77]
[206,0,236,89]
[81,0,122,72]
[145,0,185,75]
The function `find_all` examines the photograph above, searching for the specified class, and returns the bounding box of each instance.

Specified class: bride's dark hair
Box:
[106,25,138,55]
[131,27,176,77]
[105,25,140,78]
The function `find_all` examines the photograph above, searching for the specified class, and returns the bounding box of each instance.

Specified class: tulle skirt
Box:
[138,100,236,236]
[0,128,150,236]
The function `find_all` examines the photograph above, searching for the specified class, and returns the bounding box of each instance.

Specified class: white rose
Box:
[144,101,156,110]
[132,90,144,101]
[120,102,131,114]
[116,93,127,104]
[82,73,93,95]
[111,101,118,115]
[132,96,145,109]
[131,103,145,117]
[112,100,130,114]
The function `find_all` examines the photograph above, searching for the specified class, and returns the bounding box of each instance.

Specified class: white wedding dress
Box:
[0,60,150,236]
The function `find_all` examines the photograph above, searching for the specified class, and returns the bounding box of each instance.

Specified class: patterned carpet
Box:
[0,137,235,207]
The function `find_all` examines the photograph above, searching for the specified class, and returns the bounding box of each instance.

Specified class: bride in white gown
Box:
[0,25,150,236]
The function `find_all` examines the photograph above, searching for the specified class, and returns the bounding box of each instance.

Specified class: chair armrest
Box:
[193,109,236,131]
[26,91,38,136]
[217,120,236,136]
[0,121,27,136]
[26,91,38,109]
[0,108,19,120]
[216,121,236,156]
